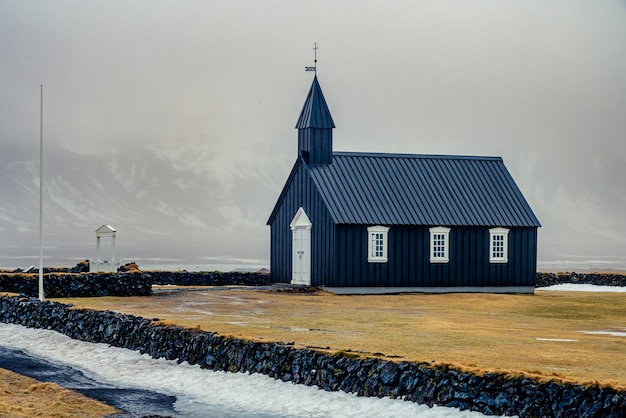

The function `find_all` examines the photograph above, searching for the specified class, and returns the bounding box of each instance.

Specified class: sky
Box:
[1,1,625,270]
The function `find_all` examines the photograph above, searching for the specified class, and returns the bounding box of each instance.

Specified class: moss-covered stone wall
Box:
[0,272,152,298]
[0,271,271,298]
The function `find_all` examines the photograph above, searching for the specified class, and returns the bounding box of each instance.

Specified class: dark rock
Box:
[379,361,400,386]
[494,392,509,410]
[118,262,140,272]
[475,393,495,408]
[71,260,90,273]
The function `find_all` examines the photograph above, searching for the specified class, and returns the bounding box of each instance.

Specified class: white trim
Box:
[367,225,389,263]
[429,226,450,263]
[290,207,312,231]
[290,208,312,285]
[489,227,509,263]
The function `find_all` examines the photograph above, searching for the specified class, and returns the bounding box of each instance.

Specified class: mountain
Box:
[0,141,280,268]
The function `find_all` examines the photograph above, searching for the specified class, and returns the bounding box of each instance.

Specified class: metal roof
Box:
[307,152,541,227]
[295,76,335,129]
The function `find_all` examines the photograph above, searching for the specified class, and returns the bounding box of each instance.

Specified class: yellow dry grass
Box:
[58,288,626,389]
[0,368,119,418]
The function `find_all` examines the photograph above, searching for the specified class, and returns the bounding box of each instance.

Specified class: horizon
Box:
[3,253,626,273]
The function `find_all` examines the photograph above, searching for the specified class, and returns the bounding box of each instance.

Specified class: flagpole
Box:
[38,84,45,301]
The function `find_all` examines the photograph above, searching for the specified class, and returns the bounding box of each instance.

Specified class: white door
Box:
[290,208,312,286]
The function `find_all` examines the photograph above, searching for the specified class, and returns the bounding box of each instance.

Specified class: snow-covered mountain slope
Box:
[0,141,284,268]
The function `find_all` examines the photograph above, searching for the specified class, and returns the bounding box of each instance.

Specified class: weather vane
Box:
[305,43,318,72]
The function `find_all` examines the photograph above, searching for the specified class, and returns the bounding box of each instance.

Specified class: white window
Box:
[429,226,450,263]
[489,227,509,263]
[367,225,389,263]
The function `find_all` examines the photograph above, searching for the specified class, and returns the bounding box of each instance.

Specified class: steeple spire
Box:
[295,76,335,129]
[296,75,335,164]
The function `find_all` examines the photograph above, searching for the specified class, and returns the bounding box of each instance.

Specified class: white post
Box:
[111,234,116,272]
[38,84,45,301]
[96,236,101,272]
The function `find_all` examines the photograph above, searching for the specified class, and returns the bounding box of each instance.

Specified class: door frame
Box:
[290,207,312,286]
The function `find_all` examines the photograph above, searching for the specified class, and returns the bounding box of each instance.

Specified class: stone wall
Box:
[0,272,152,298]
[1,295,623,417]
[536,272,626,288]
[2,270,623,298]
[146,271,271,287]
[0,271,270,298]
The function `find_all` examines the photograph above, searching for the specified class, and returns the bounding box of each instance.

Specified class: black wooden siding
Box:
[269,159,336,285]
[269,159,538,288]
[298,128,332,165]
[334,225,537,287]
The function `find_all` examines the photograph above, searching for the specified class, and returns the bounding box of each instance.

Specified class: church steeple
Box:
[296,75,335,164]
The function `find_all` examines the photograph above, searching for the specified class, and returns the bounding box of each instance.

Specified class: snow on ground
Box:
[539,284,626,292]
[580,330,626,337]
[535,338,578,342]
[0,323,494,418]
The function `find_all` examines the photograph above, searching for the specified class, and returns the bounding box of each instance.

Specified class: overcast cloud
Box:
[1,1,625,270]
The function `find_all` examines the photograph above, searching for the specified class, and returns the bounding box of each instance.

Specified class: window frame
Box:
[429,226,451,263]
[489,227,509,263]
[367,225,389,263]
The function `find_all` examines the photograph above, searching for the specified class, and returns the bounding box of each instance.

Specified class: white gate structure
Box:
[91,224,119,273]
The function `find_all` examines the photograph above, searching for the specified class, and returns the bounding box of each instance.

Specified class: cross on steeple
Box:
[305,43,318,72]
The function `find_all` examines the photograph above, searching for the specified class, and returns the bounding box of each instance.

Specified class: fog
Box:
[1,1,625,269]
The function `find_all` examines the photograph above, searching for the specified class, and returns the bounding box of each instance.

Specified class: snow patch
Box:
[580,330,626,337]
[539,284,626,292]
[535,338,578,342]
[0,323,494,418]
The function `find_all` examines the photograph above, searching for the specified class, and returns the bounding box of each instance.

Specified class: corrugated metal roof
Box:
[307,152,541,227]
[295,76,335,129]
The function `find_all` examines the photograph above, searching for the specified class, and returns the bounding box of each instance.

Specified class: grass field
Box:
[57,287,626,390]
[0,368,119,417]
